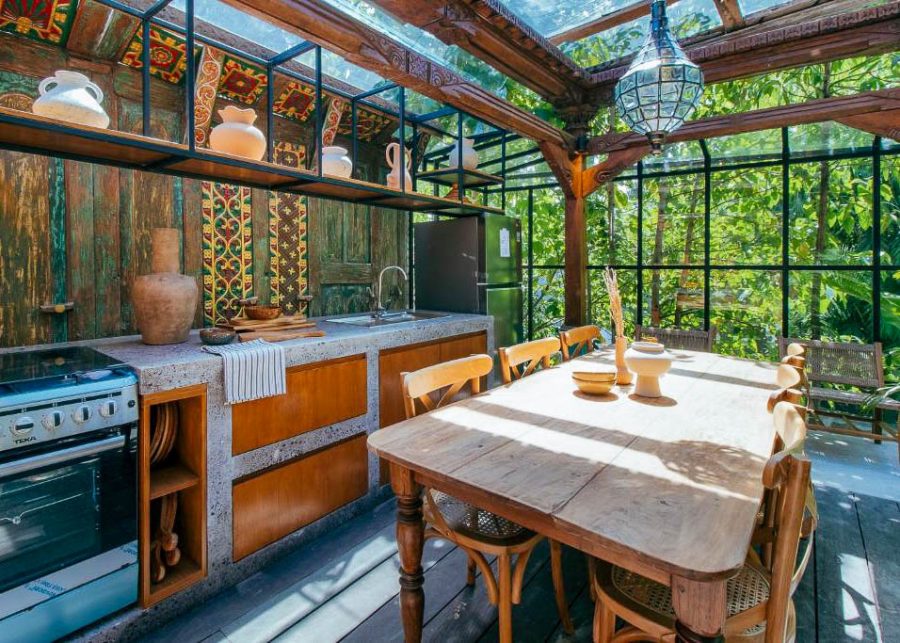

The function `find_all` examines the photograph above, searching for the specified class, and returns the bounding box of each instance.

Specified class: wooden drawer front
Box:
[232,354,367,455]
[439,332,488,362]
[232,434,369,560]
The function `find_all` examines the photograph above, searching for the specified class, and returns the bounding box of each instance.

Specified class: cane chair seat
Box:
[635,325,717,352]
[429,490,535,547]
[594,559,770,637]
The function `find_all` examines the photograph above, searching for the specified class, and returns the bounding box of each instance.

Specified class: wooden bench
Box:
[778,338,899,459]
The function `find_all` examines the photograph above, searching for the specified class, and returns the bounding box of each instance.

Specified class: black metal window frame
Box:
[492,131,899,343]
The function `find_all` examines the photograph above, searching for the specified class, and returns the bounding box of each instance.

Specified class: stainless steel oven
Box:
[0,347,139,643]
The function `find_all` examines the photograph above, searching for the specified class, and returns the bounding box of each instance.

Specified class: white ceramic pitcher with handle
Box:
[385,142,412,191]
[32,70,110,129]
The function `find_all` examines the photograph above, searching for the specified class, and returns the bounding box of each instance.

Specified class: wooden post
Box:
[390,462,424,643]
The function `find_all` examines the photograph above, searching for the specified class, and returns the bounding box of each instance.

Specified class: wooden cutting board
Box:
[224,315,315,333]
[237,329,326,342]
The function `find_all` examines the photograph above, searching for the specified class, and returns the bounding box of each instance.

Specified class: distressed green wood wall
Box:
[0,27,408,348]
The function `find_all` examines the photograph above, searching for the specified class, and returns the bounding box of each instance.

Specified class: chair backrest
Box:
[402,354,493,419]
[498,336,560,384]
[759,428,812,643]
[559,325,602,361]
[773,400,808,450]
[635,325,717,352]
[778,337,883,388]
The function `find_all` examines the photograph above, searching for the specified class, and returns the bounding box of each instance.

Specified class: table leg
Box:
[672,576,726,643]
[391,463,425,643]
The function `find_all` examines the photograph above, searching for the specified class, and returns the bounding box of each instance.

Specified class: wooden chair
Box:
[560,325,603,361]
[635,325,717,352]
[590,404,814,643]
[778,337,899,456]
[401,354,573,642]
[498,336,561,384]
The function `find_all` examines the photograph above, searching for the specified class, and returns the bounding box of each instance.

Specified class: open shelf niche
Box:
[138,383,208,608]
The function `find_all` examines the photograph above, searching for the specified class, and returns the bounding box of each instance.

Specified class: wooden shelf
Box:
[417,167,503,188]
[150,464,200,500]
[0,107,502,216]
[143,555,203,606]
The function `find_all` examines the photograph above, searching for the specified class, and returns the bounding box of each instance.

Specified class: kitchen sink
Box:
[326,310,447,327]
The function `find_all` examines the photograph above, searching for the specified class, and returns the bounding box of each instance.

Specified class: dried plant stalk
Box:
[604,267,624,338]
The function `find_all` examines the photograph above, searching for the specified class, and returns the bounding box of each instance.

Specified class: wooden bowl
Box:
[572,374,615,396]
[244,304,281,320]
[571,369,616,383]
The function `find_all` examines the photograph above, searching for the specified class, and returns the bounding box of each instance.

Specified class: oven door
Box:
[0,427,136,594]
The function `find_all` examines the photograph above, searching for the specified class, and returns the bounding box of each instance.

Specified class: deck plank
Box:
[812,486,882,642]
[855,494,900,639]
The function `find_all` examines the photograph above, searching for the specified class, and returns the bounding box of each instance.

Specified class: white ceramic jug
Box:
[209,106,266,160]
[321,145,353,178]
[386,142,412,190]
[32,70,110,129]
[448,137,478,170]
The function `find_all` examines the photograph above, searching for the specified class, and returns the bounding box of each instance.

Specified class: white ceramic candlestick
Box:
[624,341,674,398]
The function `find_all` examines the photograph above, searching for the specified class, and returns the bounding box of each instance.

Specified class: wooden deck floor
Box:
[141,432,899,643]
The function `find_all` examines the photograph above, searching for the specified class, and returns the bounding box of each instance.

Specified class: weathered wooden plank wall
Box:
[0,24,408,348]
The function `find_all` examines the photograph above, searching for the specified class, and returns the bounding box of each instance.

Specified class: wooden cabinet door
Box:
[232,354,367,455]
[378,342,442,429]
[439,332,488,362]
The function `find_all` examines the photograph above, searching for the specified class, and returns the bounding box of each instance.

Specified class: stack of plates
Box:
[572,368,616,395]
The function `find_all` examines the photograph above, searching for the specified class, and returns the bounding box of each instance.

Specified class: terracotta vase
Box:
[32,70,110,129]
[614,335,633,386]
[209,106,266,160]
[133,229,198,345]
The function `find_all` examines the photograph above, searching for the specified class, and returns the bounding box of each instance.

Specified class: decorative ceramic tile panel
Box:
[273,81,315,122]
[121,26,198,85]
[0,0,76,45]
[202,181,254,325]
[337,106,393,142]
[218,55,266,105]
[268,142,308,315]
[193,46,225,147]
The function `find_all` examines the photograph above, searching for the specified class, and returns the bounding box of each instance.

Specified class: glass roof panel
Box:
[293,48,389,92]
[496,1,623,39]
[642,141,705,172]
[172,0,304,52]
[562,0,722,69]
[788,122,875,158]
[738,0,793,16]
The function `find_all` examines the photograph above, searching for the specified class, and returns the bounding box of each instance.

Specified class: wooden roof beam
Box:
[586,88,900,155]
[548,0,677,46]
[218,0,570,147]
[367,0,588,105]
[589,2,900,95]
[713,0,745,30]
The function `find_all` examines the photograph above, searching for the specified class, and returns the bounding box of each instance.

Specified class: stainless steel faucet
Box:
[370,265,408,318]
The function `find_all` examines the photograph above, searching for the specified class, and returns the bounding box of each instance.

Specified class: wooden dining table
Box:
[367,348,780,642]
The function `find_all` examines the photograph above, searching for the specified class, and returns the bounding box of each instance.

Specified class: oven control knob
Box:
[11,417,34,436]
[42,410,65,430]
[99,400,118,418]
[73,405,92,424]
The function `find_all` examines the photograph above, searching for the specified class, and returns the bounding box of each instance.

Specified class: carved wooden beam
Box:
[589,2,900,95]
[220,0,570,147]
[369,0,587,105]
[713,0,745,30]
[581,147,651,198]
[548,0,678,46]
[67,0,140,60]
[193,46,226,148]
[586,88,900,155]
[836,111,900,142]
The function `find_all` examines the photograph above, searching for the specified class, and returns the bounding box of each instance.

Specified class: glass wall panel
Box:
[710,166,782,265]
[789,122,873,159]
[530,268,565,339]
[883,154,900,266]
[788,271,874,343]
[587,269,637,340]
[708,130,781,166]
[587,180,638,266]
[882,271,900,381]
[641,269,705,329]
[789,158,873,265]
[531,188,565,267]
[710,270,782,359]
[641,174,705,265]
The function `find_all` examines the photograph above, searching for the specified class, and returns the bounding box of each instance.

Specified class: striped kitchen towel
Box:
[202,339,286,404]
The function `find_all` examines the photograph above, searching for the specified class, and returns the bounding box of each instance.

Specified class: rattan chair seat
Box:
[595,559,769,636]
[431,490,535,546]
